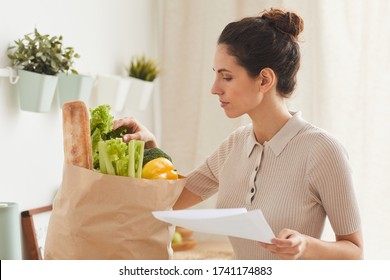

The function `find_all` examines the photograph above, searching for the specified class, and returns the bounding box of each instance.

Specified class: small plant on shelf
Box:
[6,28,83,113]
[128,55,159,82]
[7,28,80,75]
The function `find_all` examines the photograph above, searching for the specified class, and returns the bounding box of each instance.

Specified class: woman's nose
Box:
[211,81,223,95]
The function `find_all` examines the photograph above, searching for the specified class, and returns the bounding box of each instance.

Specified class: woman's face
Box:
[211,44,263,118]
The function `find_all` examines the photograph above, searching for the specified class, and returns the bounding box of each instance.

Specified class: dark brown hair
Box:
[217,8,304,97]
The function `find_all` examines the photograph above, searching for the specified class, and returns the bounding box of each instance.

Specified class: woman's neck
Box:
[249,95,292,144]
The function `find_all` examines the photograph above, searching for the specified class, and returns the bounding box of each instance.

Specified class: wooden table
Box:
[172,239,234,260]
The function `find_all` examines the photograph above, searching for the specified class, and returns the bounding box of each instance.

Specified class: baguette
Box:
[62,101,93,169]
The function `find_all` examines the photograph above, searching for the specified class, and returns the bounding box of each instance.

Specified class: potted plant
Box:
[56,72,94,108]
[126,54,160,111]
[7,28,80,112]
[95,73,131,112]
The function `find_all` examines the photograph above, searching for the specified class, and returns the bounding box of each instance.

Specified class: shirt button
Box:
[255,166,259,171]
[251,187,255,193]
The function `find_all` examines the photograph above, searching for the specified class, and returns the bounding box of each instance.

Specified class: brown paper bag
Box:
[44,163,185,260]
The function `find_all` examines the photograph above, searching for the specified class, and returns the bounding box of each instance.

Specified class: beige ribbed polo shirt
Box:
[185,112,361,259]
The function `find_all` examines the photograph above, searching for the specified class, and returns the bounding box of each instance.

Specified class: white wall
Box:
[0,0,159,258]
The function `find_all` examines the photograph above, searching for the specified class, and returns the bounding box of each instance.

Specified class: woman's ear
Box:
[257,68,276,92]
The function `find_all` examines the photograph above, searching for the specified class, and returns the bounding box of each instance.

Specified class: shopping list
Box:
[152,208,275,244]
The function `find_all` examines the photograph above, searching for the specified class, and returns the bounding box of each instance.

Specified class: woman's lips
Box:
[219,100,229,107]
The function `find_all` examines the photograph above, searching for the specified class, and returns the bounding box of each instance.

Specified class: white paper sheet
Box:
[152,208,275,244]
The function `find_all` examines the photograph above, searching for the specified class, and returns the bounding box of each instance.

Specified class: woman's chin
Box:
[223,109,243,119]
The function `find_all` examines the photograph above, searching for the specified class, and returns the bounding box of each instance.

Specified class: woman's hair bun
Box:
[261,8,304,41]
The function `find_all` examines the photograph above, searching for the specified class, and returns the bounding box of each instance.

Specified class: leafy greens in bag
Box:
[90,105,144,178]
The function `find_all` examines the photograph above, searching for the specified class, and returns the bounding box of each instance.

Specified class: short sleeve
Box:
[184,160,219,200]
[184,126,246,200]
[307,132,361,235]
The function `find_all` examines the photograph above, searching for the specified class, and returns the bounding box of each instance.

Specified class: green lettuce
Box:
[90,104,114,169]
[90,104,145,177]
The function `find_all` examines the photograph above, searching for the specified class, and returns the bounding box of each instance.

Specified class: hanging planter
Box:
[95,74,131,112]
[127,76,154,111]
[7,28,80,113]
[126,54,159,111]
[57,73,94,108]
[16,69,58,113]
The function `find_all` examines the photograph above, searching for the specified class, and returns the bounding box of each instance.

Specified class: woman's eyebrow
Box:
[212,67,232,73]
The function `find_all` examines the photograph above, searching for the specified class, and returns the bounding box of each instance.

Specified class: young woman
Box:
[114,8,363,260]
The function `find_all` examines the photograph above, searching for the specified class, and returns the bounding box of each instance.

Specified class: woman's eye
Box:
[223,76,232,81]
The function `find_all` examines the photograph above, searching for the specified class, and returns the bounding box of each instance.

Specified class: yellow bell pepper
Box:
[142,157,179,180]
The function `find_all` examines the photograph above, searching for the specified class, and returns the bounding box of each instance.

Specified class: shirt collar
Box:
[246,111,308,157]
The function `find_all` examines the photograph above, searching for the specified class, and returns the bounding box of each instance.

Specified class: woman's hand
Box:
[258,228,307,260]
[113,117,157,149]
[259,228,363,260]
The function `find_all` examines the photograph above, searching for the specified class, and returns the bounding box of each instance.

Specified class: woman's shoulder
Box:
[299,124,349,158]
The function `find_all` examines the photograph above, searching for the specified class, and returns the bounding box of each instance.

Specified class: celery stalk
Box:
[98,141,107,174]
[128,140,145,178]
[128,140,135,178]
[135,140,145,178]
[98,141,115,175]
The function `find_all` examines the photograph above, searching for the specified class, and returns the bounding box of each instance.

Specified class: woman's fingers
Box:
[113,117,138,131]
[113,117,157,148]
[258,229,306,259]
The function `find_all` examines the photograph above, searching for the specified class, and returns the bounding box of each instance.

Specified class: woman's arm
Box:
[173,188,203,210]
[259,229,363,260]
[114,117,210,211]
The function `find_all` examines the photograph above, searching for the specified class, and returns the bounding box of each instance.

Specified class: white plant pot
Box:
[16,69,58,113]
[95,74,131,112]
[127,77,154,111]
[57,73,94,108]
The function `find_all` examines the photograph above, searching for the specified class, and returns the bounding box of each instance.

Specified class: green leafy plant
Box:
[128,55,159,82]
[7,28,80,76]
[90,104,145,177]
